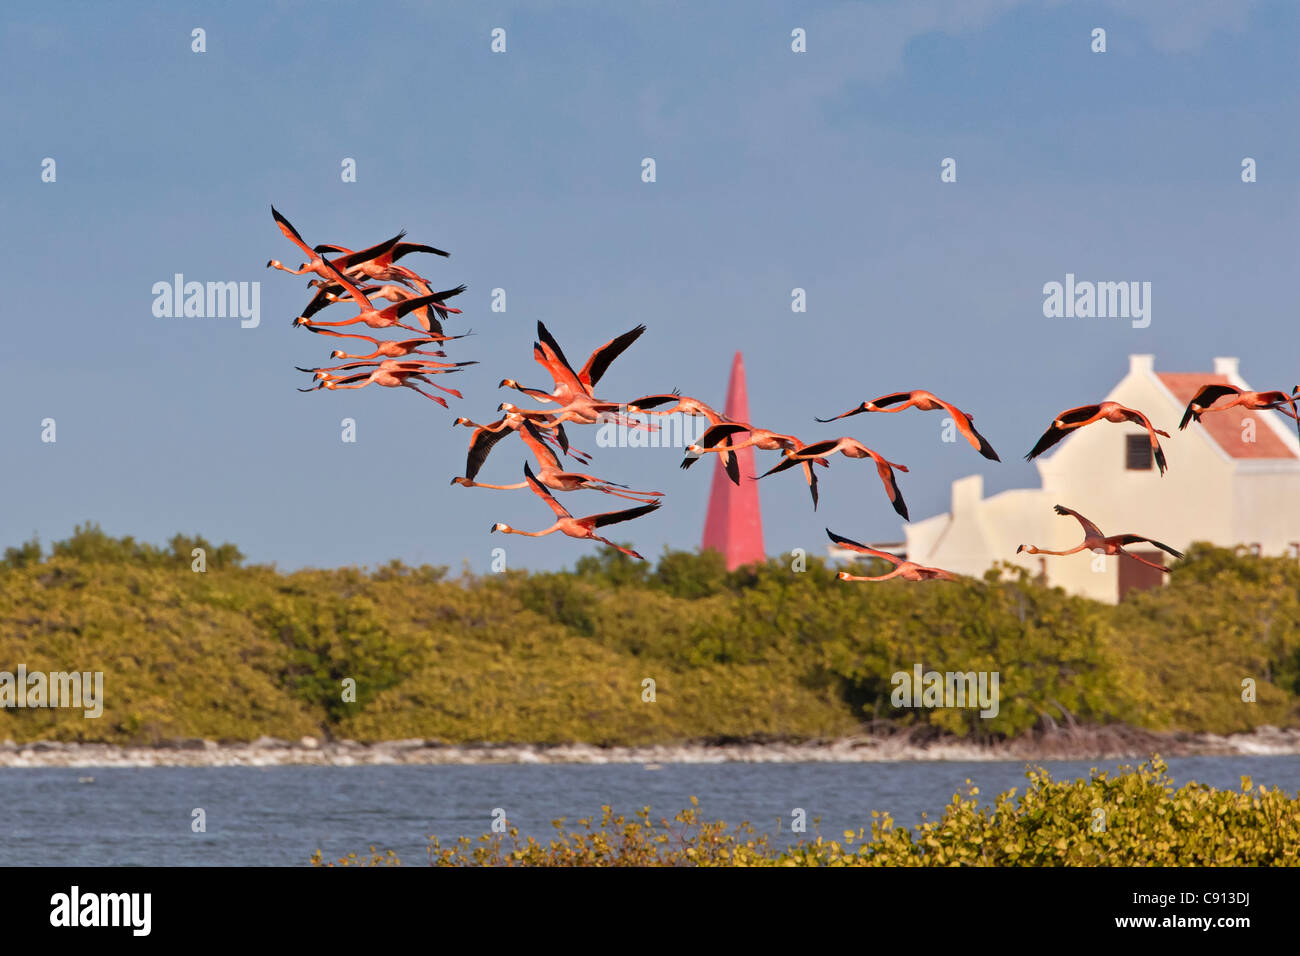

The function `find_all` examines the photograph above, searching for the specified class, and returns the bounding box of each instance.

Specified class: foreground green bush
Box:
[311,759,1300,867]
[1,525,1297,744]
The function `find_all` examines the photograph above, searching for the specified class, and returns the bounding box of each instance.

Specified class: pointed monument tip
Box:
[703,350,764,569]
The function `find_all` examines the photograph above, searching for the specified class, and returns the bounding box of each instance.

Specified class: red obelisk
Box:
[701,352,764,569]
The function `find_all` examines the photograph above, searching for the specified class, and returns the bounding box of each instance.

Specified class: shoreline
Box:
[2,725,1299,768]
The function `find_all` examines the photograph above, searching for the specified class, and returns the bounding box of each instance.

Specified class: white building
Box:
[833,356,1300,603]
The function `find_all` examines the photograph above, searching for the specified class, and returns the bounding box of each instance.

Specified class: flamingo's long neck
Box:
[503,526,558,538]
[1034,544,1088,557]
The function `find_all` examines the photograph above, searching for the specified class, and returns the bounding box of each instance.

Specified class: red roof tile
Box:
[1157,373,1297,459]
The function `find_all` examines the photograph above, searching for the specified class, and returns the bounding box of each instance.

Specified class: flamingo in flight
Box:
[1016,504,1183,574]
[500,322,645,406]
[684,422,798,462]
[453,421,662,504]
[293,255,462,335]
[454,415,590,482]
[497,325,648,430]
[1179,383,1300,443]
[496,392,639,429]
[300,280,466,335]
[490,462,661,560]
[298,360,471,407]
[758,436,909,518]
[299,357,473,379]
[311,233,449,288]
[302,325,468,361]
[827,529,958,582]
[627,390,728,426]
[817,389,1000,462]
[267,207,404,283]
[682,422,826,496]
[751,439,830,508]
[1025,402,1170,475]
[627,390,737,481]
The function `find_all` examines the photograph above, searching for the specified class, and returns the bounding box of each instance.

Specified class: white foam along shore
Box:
[2,725,1299,768]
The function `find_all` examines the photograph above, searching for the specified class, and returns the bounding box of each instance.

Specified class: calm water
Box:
[2,756,1297,866]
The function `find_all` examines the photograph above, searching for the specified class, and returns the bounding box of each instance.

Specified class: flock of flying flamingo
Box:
[269,207,1300,582]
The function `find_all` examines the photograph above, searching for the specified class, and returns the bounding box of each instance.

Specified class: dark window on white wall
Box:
[1125,435,1152,470]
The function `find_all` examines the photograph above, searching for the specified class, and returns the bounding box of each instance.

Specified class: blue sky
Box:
[1,0,1296,571]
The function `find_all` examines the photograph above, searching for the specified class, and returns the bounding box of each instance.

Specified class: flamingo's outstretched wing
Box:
[1025,405,1099,461]
[391,240,450,261]
[630,393,681,410]
[464,423,514,481]
[866,391,914,409]
[271,206,319,260]
[1179,383,1238,430]
[588,502,661,529]
[580,325,646,389]
[519,420,562,470]
[935,397,1000,461]
[874,458,909,521]
[757,454,803,479]
[535,323,586,395]
[314,249,375,312]
[1053,504,1104,540]
[331,233,406,271]
[825,529,903,565]
[1115,534,1183,559]
[523,462,573,520]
